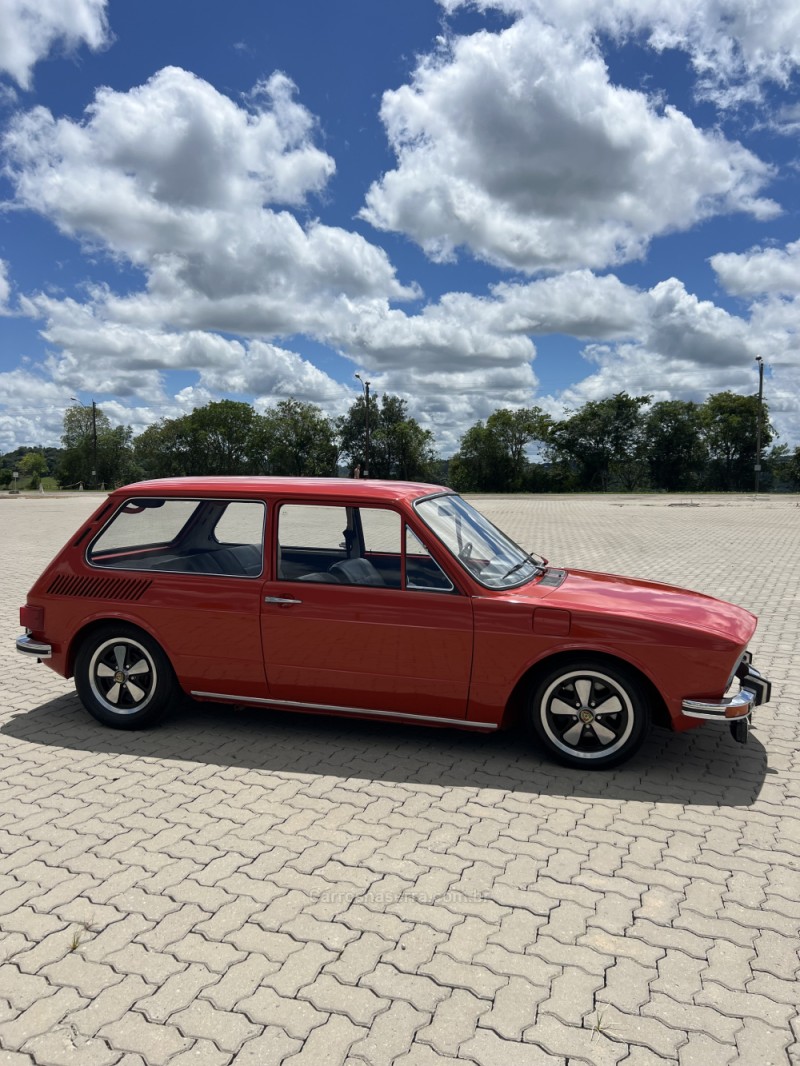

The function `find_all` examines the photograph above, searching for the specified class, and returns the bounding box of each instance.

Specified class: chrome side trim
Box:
[190,690,498,729]
[682,689,753,720]
[16,634,52,659]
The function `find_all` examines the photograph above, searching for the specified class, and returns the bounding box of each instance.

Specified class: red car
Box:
[16,477,771,769]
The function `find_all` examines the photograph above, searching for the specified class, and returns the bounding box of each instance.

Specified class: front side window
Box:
[88,497,265,577]
[277,503,453,591]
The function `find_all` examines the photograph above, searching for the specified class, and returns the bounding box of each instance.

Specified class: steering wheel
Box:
[458,541,474,562]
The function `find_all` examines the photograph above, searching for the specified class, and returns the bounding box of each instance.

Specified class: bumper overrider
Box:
[681,652,772,744]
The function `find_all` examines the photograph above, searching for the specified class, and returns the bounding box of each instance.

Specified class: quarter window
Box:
[88,498,265,577]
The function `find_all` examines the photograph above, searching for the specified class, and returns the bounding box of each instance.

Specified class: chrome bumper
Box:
[16,634,52,659]
[682,661,771,744]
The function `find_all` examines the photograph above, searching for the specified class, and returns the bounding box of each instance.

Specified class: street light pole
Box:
[755,356,764,496]
[354,373,371,478]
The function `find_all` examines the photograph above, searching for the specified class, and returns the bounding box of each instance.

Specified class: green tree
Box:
[787,446,800,489]
[644,400,706,491]
[700,392,773,491]
[60,404,136,488]
[338,393,437,480]
[18,451,48,488]
[261,399,338,475]
[133,417,194,479]
[549,393,651,490]
[134,401,271,477]
[450,407,551,492]
[186,400,268,475]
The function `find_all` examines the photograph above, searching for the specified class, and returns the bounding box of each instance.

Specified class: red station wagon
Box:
[16,477,771,769]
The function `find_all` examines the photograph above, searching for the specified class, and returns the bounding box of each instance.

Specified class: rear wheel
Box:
[75,625,176,729]
[526,658,649,769]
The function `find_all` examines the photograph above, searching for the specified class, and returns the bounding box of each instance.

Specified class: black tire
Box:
[74,624,176,729]
[526,658,650,769]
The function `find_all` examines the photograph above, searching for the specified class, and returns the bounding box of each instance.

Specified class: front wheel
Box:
[75,625,177,729]
[526,659,650,769]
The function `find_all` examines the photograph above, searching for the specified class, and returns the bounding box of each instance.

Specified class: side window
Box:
[360,508,401,554]
[405,526,454,592]
[88,498,265,578]
[278,505,349,583]
[278,504,402,588]
[213,502,266,548]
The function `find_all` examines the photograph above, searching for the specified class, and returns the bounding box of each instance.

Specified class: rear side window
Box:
[88,497,265,578]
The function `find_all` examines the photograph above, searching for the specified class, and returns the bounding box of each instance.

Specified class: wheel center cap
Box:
[579,709,594,724]
[114,670,126,684]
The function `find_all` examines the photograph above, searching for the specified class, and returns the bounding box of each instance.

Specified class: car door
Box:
[260,501,473,722]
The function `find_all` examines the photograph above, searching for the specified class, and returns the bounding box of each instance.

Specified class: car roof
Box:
[113,477,452,504]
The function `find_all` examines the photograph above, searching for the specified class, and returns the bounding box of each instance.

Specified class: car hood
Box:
[535,567,757,646]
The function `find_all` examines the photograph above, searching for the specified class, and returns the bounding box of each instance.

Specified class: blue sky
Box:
[1,0,799,455]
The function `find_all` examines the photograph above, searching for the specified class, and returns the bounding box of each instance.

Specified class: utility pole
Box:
[355,374,371,477]
[91,400,98,488]
[71,396,99,488]
[755,356,763,496]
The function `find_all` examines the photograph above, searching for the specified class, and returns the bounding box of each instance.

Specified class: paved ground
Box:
[1,491,799,1066]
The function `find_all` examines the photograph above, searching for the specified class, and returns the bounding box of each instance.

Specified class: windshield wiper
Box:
[501,552,545,581]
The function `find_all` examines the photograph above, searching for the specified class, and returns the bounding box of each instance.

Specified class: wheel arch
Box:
[67,616,175,680]
[502,648,670,730]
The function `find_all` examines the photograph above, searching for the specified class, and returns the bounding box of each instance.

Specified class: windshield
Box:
[415,494,544,590]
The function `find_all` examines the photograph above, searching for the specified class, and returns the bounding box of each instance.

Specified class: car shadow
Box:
[3,692,768,807]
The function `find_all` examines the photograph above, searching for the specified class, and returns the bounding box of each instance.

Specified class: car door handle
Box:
[264,596,303,605]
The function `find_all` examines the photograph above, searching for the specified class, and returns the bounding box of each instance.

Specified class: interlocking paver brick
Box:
[137,963,218,1023]
[735,1017,794,1065]
[324,931,391,983]
[348,1000,427,1065]
[0,968,56,1012]
[199,954,280,1011]
[66,974,151,1037]
[563,1005,685,1059]
[40,953,123,998]
[750,929,800,981]
[259,942,336,998]
[417,988,490,1056]
[478,975,549,1040]
[299,973,389,1026]
[0,987,85,1050]
[695,981,794,1028]
[161,1038,231,1066]
[362,963,450,1013]
[460,1028,562,1065]
[103,943,184,984]
[168,932,247,972]
[79,914,153,963]
[524,1013,629,1065]
[98,1013,190,1064]
[641,992,742,1044]
[649,951,704,1000]
[282,1013,367,1065]
[229,1027,302,1065]
[238,986,327,1038]
[170,1000,260,1052]
[540,967,604,1026]
[21,1029,120,1066]
[677,1032,738,1066]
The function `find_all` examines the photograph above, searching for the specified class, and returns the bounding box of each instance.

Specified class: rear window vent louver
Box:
[46,574,152,601]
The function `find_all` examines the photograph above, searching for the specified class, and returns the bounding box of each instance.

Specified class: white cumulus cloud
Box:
[3,66,415,335]
[439,0,800,105]
[0,0,110,89]
[362,16,777,272]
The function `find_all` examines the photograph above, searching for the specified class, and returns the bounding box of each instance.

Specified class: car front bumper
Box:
[681,660,771,743]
